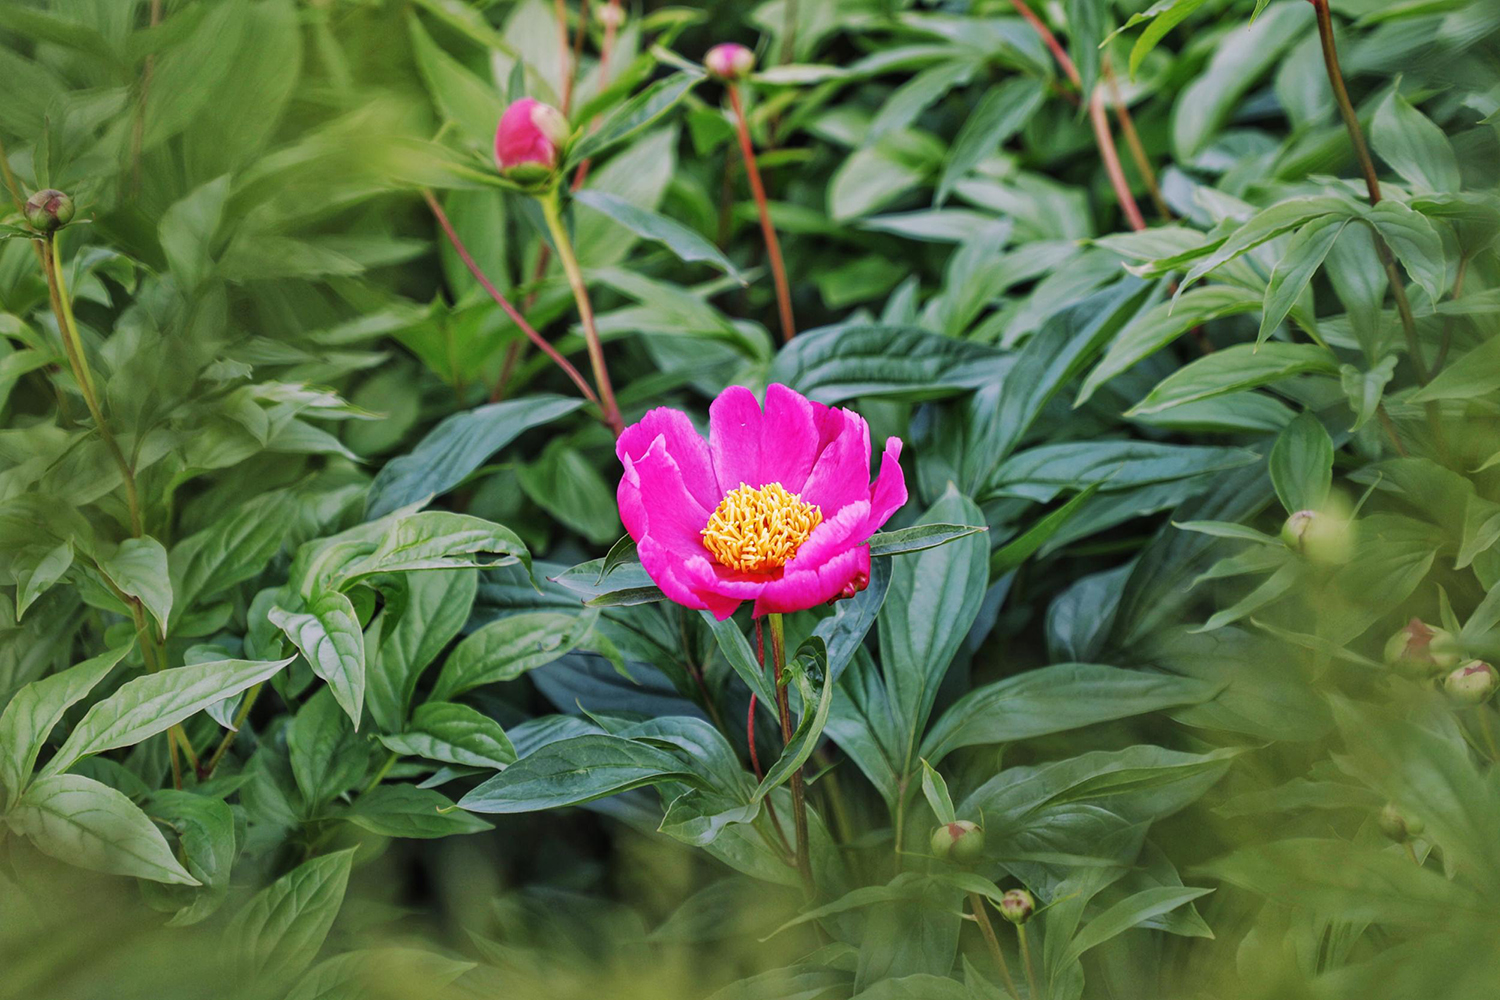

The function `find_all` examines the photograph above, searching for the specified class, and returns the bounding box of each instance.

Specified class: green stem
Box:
[43,235,143,537]
[970,892,1022,998]
[538,189,623,436]
[768,612,814,896]
[1017,923,1040,1000]
[364,751,398,794]
[205,682,263,775]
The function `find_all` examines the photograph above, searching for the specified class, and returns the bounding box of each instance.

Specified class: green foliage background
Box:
[1,0,1499,997]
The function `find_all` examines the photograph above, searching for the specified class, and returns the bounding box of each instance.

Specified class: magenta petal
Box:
[863,438,907,535]
[708,386,764,491]
[759,384,821,491]
[681,553,768,601]
[618,407,719,511]
[753,546,872,617]
[800,407,871,516]
[639,538,740,619]
[618,437,712,555]
[785,500,869,570]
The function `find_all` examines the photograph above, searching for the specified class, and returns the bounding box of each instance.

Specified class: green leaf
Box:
[989,483,1101,575]
[1269,412,1334,514]
[288,689,371,807]
[516,443,621,546]
[40,656,294,777]
[935,77,1044,206]
[227,849,355,984]
[752,640,834,802]
[1063,886,1214,963]
[573,190,744,283]
[1177,196,1355,294]
[10,773,200,885]
[919,759,957,825]
[1077,285,1262,406]
[367,569,477,733]
[1410,335,1500,403]
[431,610,598,700]
[921,663,1220,765]
[158,175,230,292]
[1125,0,1211,79]
[407,11,506,145]
[1371,90,1461,194]
[867,523,987,558]
[1364,201,1447,305]
[1257,216,1347,346]
[169,492,295,624]
[378,701,516,770]
[14,539,73,620]
[365,395,585,518]
[1128,343,1340,416]
[270,593,366,728]
[343,784,492,838]
[768,325,1004,404]
[0,645,129,803]
[99,537,174,639]
[566,71,700,168]
[458,734,699,813]
[344,512,529,581]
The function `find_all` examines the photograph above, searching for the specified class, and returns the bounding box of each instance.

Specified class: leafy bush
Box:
[2,0,1499,997]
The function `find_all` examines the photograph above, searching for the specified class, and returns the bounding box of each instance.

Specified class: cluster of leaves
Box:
[2,0,1500,998]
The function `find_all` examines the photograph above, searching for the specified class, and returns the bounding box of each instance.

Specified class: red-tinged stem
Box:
[970,893,1022,999]
[728,83,797,342]
[1089,90,1147,232]
[424,190,601,410]
[752,621,793,856]
[1104,65,1171,222]
[1008,0,1148,233]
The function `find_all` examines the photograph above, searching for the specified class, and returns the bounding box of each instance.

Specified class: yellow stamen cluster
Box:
[702,482,823,574]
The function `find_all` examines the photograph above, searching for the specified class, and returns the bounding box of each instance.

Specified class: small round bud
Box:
[1444,660,1498,705]
[494,98,569,181]
[1280,509,1351,564]
[1383,618,1461,677]
[596,2,624,30]
[704,42,755,81]
[930,820,984,863]
[1378,802,1424,843]
[24,189,74,233]
[999,888,1035,925]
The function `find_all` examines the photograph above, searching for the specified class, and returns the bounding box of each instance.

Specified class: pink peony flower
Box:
[494,98,569,174]
[704,42,755,81]
[616,384,906,619]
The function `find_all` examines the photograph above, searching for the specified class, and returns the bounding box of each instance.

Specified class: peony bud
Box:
[1383,618,1461,677]
[704,42,755,81]
[1378,802,1424,843]
[596,2,624,30]
[999,888,1035,925]
[494,98,570,182]
[929,820,984,864]
[23,189,74,233]
[1444,660,1498,705]
[1280,508,1351,564]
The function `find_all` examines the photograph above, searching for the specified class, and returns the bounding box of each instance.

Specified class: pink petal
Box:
[753,546,872,617]
[708,385,764,492]
[618,407,719,511]
[785,500,870,570]
[863,438,907,535]
[638,537,740,619]
[799,407,871,516]
[759,384,821,491]
[617,436,711,556]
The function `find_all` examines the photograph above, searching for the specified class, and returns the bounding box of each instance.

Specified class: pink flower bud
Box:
[704,43,755,81]
[1383,618,1460,676]
[596,1,624,30]
[999,888,1035,925]
[494,98,569,177]
[1444,660,1498,705]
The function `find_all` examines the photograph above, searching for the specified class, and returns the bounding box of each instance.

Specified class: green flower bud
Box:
[1280,508,1352,564]
[999,888,1035,925]
[1383,618,1461,677]
[930,820,984,863]
[1444,660,1498,705]
[1378,802,1424,843]
[23,189,74,233]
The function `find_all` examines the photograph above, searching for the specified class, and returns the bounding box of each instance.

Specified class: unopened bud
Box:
[494,98,569,183]
[1444,660,1498,705]
[929,820,984,864]
[1383,618,1461,677]
[24,189,74,233]
[999,888,1035,925]
[704,42,755,82]
[1280,509,1351,564]
[1378,802,1424,843]
[596,2,624,30]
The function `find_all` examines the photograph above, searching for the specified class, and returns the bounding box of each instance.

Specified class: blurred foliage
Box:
[2,0,1500,998]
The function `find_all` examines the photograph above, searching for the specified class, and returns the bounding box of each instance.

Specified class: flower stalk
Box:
[726,83,797,342]
[538,188,623,437]
[768,612,814,895]
[969,893,1021,998]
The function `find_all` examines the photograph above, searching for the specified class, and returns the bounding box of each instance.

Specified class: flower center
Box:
[702,482,823,574]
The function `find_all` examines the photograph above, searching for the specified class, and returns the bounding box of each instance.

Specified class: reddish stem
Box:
[1008,0,1079,88]
[728,83,797,342]
[1104,65,1171,222]
[424,190,600,408]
